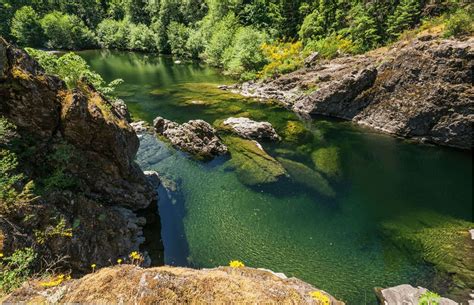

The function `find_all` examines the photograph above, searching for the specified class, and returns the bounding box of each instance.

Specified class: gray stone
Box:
[375,285,458,305]
[223,117,281,141]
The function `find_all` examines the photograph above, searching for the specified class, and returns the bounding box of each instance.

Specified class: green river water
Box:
[79,50,473,304]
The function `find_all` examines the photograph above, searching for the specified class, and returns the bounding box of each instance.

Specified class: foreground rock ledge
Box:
[4,265,344,304]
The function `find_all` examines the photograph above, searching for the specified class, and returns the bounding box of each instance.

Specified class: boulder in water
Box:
[223,117,281,141]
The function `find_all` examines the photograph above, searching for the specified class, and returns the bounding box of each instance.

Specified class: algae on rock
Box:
[382,211,474,302]
[277,157,335,197]
[283,121,313,143]
[223,136,286,186]
[311,146,342,179]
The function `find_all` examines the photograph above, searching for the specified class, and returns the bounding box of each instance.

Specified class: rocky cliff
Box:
[0,37,158,273]
[232,34,474,149]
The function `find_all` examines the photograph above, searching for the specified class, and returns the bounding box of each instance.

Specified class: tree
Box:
[10,6,44,47]
[96,19,131,49]
[128,23,156,51]
[40,11,96,49]
[386,0,421,39]
[167,22,190,58]
[150,0,183,53]
[348,3,381,52]
[203,13,239,67]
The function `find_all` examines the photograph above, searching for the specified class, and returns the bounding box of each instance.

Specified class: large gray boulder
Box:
[223,117,281,141]
[153,116,228,159]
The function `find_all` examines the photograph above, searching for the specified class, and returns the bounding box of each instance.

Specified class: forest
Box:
[1,0,472,79]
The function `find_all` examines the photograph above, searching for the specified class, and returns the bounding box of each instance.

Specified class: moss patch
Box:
[223,136,286,186]
[277,157,335,197]
[382,211,474,301]
[283,121,313,143]
[311,147,342,179]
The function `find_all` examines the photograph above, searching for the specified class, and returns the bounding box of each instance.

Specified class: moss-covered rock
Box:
[224,136,286,186]
[277,157,335,197]
[382,212,474,302]
[311,146,342,179]
[283,121,313,143]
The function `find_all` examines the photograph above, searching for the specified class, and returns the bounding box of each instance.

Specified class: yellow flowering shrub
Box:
[229,260,245,268]
[309,291,330,305]
[259,41,304,78]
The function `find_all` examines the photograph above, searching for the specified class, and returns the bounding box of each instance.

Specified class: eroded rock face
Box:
[375,285,458,305]
[2,266,344,304]
[153,116,228,159]
[223,117,281,141]
[0,38,157,272]
[232,35,474,149]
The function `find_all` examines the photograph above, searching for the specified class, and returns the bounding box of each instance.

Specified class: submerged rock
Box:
[277,157,335,197]
[311,146,342,179]
[382,212,474,302]
[224,136,286,186]
[223,117,281,141]
[283,120,313,143]
[153,116,228,159]
[2,265,344,304]
[375,285,458,305]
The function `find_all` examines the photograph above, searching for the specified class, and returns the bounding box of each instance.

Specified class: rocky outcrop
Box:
[2,265,344,304]
[0,38,157,272]
[231,35,474,149]
[375,285,458,305]
[223,117,281,141]
[153,116,228,159]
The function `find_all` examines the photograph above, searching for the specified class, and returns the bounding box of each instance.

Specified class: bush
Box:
[222,26,268,79]
[203,13,239,67]
[167,22,190,59]
[10,6,44,47]
[96,18,130,49]
[260,41,303,78]
[25,49,123,97]
[0,248,37,294]
[40,11,96,50]
[304,34,356,59]
[128,23,156,52]
[444,8,473,37]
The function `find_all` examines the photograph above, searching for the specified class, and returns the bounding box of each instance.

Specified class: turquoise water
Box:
[79,50,473,304]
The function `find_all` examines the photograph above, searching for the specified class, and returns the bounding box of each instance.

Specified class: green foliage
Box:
[386,0,421,40]
[10,6,44,47]
[40,11,96,49]
[40,143,79,193]
[260,41,303,78]
[347,4,381,52]
[305,34,356,59]
[0,248,37,294]
[222,27,268,79]
[167,22,190,58]
[25,49,123,97]
[418,291,441,305]
[203,13,239,67]
[128,23,157,51]
[443,8,473,38]
[96,19,130,49]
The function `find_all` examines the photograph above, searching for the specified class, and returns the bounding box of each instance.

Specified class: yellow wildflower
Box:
[309,291,330,305]
[117,258,123,265]
[129,251,144,265]
[0,253,3,258]
[229,260,245,268]
[40,274,69,288]
[91,264,96,272]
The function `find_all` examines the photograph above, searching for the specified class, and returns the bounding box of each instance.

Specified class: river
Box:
[79,50,473,304]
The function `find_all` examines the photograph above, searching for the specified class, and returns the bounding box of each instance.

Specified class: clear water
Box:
[79,50,473,304]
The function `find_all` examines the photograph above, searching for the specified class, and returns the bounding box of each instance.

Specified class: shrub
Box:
[260,40,303,78]
[10,6,44,47]
[167,22,190,58]
[96,18,130,49]
[0,248,36,294]
[304,34,356,59]
[25,49,123,97]
[203,13,239,67]
[444,8,473,37]
[222,26,268,79]
[128,23,156,52]
[40,11,96,49]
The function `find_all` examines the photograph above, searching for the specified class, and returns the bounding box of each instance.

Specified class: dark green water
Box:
[79,50,473,304]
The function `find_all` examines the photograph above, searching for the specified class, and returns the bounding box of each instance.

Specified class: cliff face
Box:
[2,265,344,304]
[234,34,474,149]
[0,38,157,272]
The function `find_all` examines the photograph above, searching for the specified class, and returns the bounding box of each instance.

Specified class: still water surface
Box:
[80,50,473,303]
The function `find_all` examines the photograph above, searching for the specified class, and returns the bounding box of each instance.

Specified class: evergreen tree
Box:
[386,0,421,39]
[348,3,381,51]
